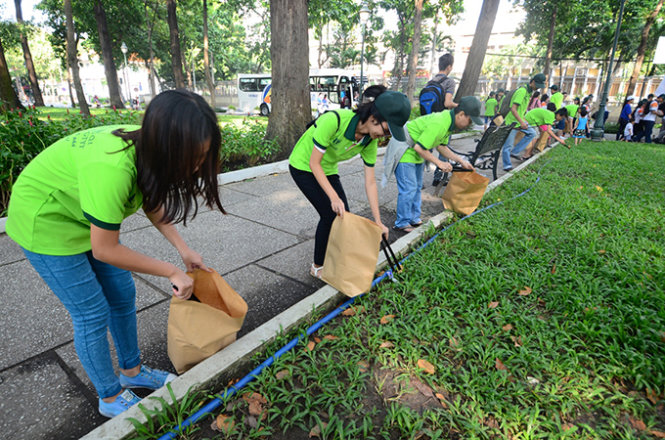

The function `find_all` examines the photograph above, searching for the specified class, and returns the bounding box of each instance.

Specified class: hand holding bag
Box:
[321,212,383,297]
[167,269,248,373]
[441,170,490,216]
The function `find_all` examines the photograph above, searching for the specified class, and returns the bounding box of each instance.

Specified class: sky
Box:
[0,0,42,22]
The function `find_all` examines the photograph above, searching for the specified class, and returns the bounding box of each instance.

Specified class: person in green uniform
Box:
[6,90,225,418]
[391,96,480,232]
[484,91,498,130]
[500,73,546,171]
[289,90,411,279]
[549,85,564,109]
[565,97,581,135]
[522,105,570,159]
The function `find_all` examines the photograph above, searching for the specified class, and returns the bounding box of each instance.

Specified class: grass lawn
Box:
[35,106,265,127]
[133,140,665,440]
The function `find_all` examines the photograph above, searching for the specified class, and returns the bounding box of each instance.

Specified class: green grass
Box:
[132,140,665,439]
[35,106,266,127]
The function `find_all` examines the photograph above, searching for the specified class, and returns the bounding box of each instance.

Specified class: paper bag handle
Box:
[381,237,402,273]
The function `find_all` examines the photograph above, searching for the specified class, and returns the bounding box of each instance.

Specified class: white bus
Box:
[237,69,360,116]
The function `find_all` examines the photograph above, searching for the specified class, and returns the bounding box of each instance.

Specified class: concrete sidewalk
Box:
[0,133,505,440]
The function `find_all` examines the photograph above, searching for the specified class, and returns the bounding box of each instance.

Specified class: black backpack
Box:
[305,110,340,131]
[498,86,526,118]
[419,79,447,115]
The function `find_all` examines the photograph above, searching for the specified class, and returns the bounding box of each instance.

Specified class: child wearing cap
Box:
[289,90,411,279]
[388,97,479,232]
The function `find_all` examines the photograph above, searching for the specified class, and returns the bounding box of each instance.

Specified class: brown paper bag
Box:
[442,171,490,216]
[167,269,248,373]
[321,212,383,297]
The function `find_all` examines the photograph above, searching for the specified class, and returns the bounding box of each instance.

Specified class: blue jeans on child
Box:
[22,248,140,399]
[501,126,537,169]
[394,162,424,228]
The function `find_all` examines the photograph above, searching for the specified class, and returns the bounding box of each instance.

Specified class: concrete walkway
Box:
[0,133,510,440]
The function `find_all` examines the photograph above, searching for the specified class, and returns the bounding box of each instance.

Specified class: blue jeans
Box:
[501,126,537,169]
[635,120,655,143]
[22,248,140,399]
[394,162,424,228]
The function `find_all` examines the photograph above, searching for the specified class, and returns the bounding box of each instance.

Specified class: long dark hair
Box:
[356,85,388,124]
[114,89,225,225]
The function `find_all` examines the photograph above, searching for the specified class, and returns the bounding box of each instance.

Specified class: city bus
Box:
[237,69,359,115]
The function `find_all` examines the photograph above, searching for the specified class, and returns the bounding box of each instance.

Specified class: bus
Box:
[237,69,360,116]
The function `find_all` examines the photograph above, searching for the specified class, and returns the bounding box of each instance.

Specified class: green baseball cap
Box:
[531,73,546,89]
[457,96,484,126]
[374,91,411,141]
[549,84,559,91]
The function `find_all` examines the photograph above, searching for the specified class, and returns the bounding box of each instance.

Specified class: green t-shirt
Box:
[289,110,378,175]
[550,92,564,109]
[6,125,143,255]
[400,110,455,164]
[484,98,498,116]
[504,85,531,125]
[565,104,579,119]
[525,107,555,127]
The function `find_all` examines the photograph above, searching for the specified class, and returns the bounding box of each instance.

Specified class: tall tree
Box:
[0,37,22,111]
[265,0,310,159]
[14,0,44,106]
[203,0,215,107]
[93,0,124,108]
[167,0,185,88]
[64,0,89,115]
[543,5,556,81]
[404,0,424,104]
[144,0,158,97]
[626,0,665,95]
[454,0,500,100]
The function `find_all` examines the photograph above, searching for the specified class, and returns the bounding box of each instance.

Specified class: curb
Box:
[82,131,544,440]
[0,131,478,235]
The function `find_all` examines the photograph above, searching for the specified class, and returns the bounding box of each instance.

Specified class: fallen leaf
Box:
[323,334,338,341]
[660,331,665,343]
[595,185,603,192]
[314,337,321,343]
[647,388,660,405]
[650,430,665,438]
[213,414,234,433]
[598,249,606,254]
[551,263,557,274]
[245,415,258,429]
[484,416,499,429]
[417,359,436,374]
[488,301,499,309]
[562,423,575,431]
[380,314,396,324]
[495,358,508,371]
[526,376,540,386]
[242,393,268,418]
[341,307,356,316]
[412,379,434,397]
[435,393,448,408]
[357,360,369,372]
[379,341,395,348]
[275,369,290,380]
[502,324,513,332]
[629,417,647,431]
[306,341,316,351]
[449,337,458,347]
[510,335,523,347]
[309,422,328,438]
[518,286,532,296]
[579,185,583,190]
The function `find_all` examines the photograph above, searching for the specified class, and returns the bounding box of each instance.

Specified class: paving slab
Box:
[0,234,24,266]
[256,239,326,289]
[121,209,300,290]
[0,353,104,440]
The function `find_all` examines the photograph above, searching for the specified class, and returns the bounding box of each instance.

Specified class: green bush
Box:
[603,122,619,134]
[219,120,280,171]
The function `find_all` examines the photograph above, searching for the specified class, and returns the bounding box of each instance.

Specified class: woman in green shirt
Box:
[6,90,225,418]
[289,90,410,279]
[484,91,498,130]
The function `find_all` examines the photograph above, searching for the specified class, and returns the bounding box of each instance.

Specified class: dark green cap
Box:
[549,84,559,91]
[375,91,410,141]
[531,73,546,89]
[457,96,484,126]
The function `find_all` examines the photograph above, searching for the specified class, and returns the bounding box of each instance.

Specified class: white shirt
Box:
[643,101,658,122]
[624,122,633,136]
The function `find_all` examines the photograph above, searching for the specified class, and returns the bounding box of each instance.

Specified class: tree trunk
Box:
[14,0,44,106]
[145,0,157,98]
[265,0,311,160]
[454,0,500,101]
[405,0,424,105]
[543,5,556,82]
[65,57,75,107]
[167,0,185,89]
[626,0,665,96]
[65,0,89,115]
[430,13,439,76]
[0,38,22,111]
[203,0,215,107]
[93,0,124,108]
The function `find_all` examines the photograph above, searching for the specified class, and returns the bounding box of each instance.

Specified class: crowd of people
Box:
[8,50,663,420]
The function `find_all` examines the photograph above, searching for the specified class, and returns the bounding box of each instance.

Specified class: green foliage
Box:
[219,120,281,171]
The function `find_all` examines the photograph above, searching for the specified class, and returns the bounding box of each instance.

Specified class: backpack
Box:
[498,86,525,118]
[305,110,340,131]
[419,80,445,115]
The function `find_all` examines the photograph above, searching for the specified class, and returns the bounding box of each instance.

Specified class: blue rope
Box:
[157,163,548,440]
